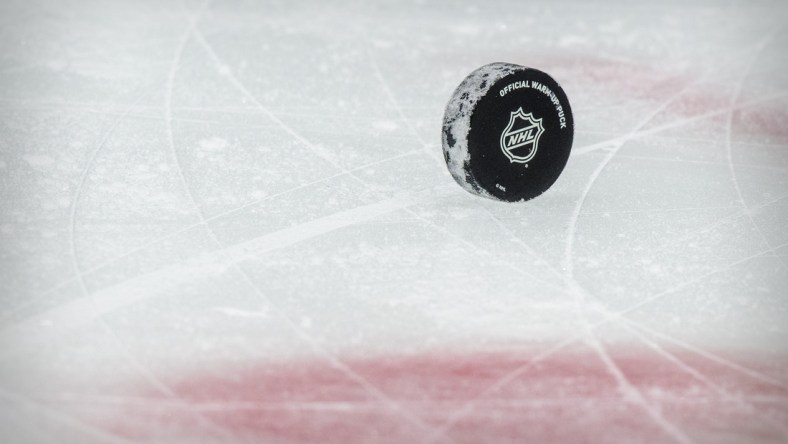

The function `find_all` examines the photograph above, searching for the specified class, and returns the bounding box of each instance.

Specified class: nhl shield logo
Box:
[499,107,545,164]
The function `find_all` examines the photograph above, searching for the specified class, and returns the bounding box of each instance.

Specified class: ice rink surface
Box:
[1,0,788,442]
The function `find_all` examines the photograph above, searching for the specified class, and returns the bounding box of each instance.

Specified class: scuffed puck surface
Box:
[442,63,574,202]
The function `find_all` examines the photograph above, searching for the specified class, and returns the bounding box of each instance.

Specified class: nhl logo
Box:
[499,107,545,164]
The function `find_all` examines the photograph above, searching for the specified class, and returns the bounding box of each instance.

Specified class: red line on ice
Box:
[99,345,788,443]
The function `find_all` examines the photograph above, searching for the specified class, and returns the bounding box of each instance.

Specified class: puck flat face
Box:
[442,63,574,202]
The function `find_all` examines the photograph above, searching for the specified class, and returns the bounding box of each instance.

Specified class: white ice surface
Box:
[0,0,787,442]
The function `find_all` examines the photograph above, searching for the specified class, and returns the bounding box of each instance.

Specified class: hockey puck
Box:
[442,63,574,202]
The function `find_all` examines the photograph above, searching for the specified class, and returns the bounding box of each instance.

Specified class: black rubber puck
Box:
[442,63,574,202]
